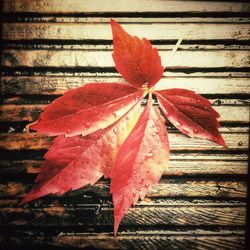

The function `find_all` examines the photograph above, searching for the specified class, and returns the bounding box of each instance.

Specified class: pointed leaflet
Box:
[21,102,143,205]
[110,96,169,235]
[111,19,163,89]
[156,89,226,146]
[30,83,144,137]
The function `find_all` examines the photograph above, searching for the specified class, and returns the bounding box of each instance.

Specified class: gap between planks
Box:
[3,17,250,24]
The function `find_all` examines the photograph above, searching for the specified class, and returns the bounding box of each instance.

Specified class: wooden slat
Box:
[1,76,250,95]
[0,203,246,227]
[0,232,245,250]
[0,180,246,198]
[3,0,250,14]
[3,23,250,41]
[171,153,248,161]
[1,105,249,123]
[0,132,248,151]
[2,50,250,68]
[0,197,246,208]
[0,159,247,176]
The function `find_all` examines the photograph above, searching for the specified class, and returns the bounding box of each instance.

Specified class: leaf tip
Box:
[213,134,227,148]
[110,18,117,25]
[114,215,122,236]
[19,194,32,206]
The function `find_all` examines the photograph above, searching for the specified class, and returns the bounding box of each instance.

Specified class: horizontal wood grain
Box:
[3,23,250,41]
[0,203,246,227]
[0,180,246,198]
[3,0,250,14]
[0,232,245,250]
[0,132,248,151]
[0,197,246,208]
[2,50,250,68]
[1,76,250,95]
[1,105,249,123]
[0,159,247,176]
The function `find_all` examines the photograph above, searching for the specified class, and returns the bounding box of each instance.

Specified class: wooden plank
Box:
[0,159,247,176]
[0,232,245,250]
[1,105,249,123]
[0,132,248,151]
[0,232,246,250]
[170,153,248,161]
[3,0,250,14]
[2,76,250,95]
[0,180,247,198]
[2,50,249,68]
[3,23,250,41]
[0,197,246,208]
[0,204,246,227]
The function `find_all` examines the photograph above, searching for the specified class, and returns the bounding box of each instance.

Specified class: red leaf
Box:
[111,19,163,89]
[30,83,144,137]
[21,19,226,236]
[110,95,169,235]
[21,102,143,205]
[155,89,226,146]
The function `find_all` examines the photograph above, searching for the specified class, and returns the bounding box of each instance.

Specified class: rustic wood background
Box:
[0,0,249,249]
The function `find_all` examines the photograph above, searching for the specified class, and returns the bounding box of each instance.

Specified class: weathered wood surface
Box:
[3,23,250,41]
[1,0,249,249]
[1,104,249,123]
[2,50,250,68]
[0,230,245,250]
[0,158,248,176]
[0,180,247,199]
[0,200,246,227]
[2,76,250,95]
[3,0,250,14]
[0,131,248,151]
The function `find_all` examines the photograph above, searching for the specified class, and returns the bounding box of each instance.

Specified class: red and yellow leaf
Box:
[30,83,144,137]
[111,19,163,89]
[155,89,226,146]
[21,102,143,205]
[21,19,226,236]
[110,95,169,235]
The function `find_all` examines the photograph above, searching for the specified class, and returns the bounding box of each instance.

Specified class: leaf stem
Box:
[165,29,190,68]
